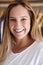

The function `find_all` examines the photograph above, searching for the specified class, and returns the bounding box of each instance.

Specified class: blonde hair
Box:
[0,0,43,64]
[31,10,43,42]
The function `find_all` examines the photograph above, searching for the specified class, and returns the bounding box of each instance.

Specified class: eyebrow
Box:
[9,17,15,19]
[9,16,29,19]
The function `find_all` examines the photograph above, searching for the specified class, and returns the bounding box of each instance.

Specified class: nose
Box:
[16,20,22,28]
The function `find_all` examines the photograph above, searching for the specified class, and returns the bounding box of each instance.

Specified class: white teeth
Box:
[15,29,23,32]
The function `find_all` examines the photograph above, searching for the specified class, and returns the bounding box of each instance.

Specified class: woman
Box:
[0,0,43,65]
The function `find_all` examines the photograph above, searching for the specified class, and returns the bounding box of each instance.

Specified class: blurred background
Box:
[0,0,43,18]
[0,0,43,42]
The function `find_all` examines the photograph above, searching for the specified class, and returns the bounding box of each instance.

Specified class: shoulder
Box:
[35,41,43,47]
[33,41,43,64]
[38,41,43,47]
[36,41,43,56]
[34,41,43,53]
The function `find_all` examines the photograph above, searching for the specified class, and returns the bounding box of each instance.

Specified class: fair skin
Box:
[9,5,34,53]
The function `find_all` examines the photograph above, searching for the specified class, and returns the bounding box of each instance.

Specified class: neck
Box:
[12,35,34,53]
[14,35,30,46]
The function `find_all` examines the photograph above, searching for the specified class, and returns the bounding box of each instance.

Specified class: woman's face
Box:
[9,5,31,40]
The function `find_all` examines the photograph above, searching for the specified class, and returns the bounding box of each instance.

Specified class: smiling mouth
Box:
[14,29,24,33]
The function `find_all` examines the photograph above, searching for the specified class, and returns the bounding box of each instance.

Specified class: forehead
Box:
[9,5,30,17]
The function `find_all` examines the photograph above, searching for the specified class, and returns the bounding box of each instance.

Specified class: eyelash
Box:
[21,19,26,21]
[9,18,27,22]
[22,19,26,20]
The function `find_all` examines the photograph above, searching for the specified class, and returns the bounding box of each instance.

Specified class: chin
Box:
[15,35,25,40]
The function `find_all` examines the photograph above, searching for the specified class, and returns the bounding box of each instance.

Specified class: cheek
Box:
[9,22,14,31]
[25,21,30,29]
[9,22,14,27]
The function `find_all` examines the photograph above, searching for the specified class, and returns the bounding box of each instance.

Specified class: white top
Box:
[3,41,43,65]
